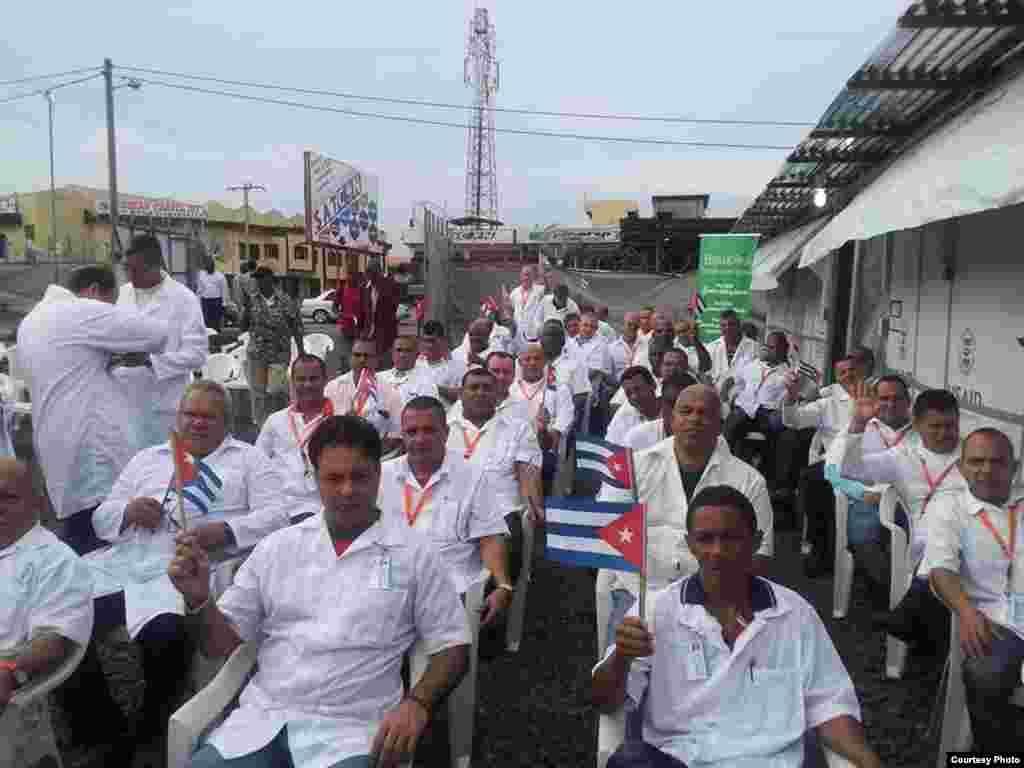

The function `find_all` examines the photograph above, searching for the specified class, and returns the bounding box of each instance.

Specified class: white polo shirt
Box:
[206,514,471,768]
[447,411,542,516]
[325,371,403,437]
[1,524,94,652]
[548,350,592,397]
[377,366,441,408]
[731,360,790,418]
[623,418,668,452]
[705,335,759,387]
[781,386,855,464]
[598,436,773,596]
[255,404,333,521]
[509,283,546,340]
[378,452,509,594]
[599,575,860,768]
[508,374,574,435]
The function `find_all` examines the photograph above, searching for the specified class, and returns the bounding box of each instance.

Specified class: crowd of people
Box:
[1,255,1021,768]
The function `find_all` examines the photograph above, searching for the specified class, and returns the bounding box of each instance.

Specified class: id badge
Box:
[374,554,393,590]
[685,639,708,681]
[1009,592,1024,627]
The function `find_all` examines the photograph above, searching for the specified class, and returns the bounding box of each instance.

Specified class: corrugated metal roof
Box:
[735,1,1024,239]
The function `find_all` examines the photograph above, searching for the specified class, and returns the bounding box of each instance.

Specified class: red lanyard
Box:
[403,484,433,526]
[873,423,908,450]
[461,426,485,459]
[976,502,1020,585]
[287,401,334,450]
[353,382,372,416]
[919,458,957,515]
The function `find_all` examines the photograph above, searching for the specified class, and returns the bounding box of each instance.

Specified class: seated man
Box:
[622,372,698,452]
[86,381,287,754]
[593,485,880,768]
[256,353,334,522]
[598,385,773,649]
[378,334,440,407]
[608,312,649,389]
[381,396,513,624]
[925,428,1024,754]
[416,320,466,407]
[835,387,965,658]
[824,374,912,601]
[326,336,404,453]
[611,340,685,411]
[169,415,471,768]
[576,312,614,434]
[0,459,95,760]
[606,367,661,446]
[722,330,791,462]
[704,309,758,389]
[672,319,711,376]
[446,351,530,425]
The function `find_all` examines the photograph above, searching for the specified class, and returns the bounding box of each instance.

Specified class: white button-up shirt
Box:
[606,402,657,446]
[1,524,94,652]
[325,371,403,437]
[835,431,965,566]
[255,405,333,521]
[206,514,471,768]
[574,334,612,377]
[16,285,169,519]
[549,350,592,397]
[922,488,1024,639]
[509,283,546,340]
[600,575,860,768]
[705,336,759,387]
[732,360,790,418]
[377,366,440,408]
[598,437,773,595]
[378,452,508,594]
[447,411,542,516]
[508,374,574,435]
[87,436,288,637]
[447,396,530,427]
[624,419,668,452]
[781,386,855,464]
[608,337,648,386]
[114,273,209,446]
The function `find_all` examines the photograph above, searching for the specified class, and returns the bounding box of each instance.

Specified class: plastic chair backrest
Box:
[203,353,238,384]
[303,332,335,361]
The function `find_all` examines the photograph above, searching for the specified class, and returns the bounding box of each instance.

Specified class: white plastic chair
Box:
[879,485,914,679]
[201,353,238,384]
[934,612,1024,766]
[302,332,335,362]
[410,570,488,768]
[0,640,88,768]
[1,345,28,402]
[832,491,855,619]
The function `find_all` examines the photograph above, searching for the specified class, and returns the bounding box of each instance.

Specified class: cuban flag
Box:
[576,435,632,490]
[545,498,646,573]
[687,291,706,317]
[171,434,222,518]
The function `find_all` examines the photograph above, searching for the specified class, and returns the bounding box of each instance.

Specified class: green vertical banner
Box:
[696,234,759,343]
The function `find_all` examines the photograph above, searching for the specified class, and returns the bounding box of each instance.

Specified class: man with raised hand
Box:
[381,396,513,625]
[379,335,440,408]
[453,318,497,371]
[925,428,1024,754]
[593,485,879,768]
[255,353,334,522]
[169,415,470,768]
[325,336,404,453]
[508,265,546,353]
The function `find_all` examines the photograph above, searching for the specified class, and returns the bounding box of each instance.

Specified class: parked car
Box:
[301,290,338,324]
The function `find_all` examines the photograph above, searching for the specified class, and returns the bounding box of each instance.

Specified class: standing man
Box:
[168,416,471,768]
[576,312,613,434]
[595,305,617,342]
[541,319,591,424]
[541,284,580,326]
[705,308,758,388]
[509,265,546,353]
[361,262,401,361]
[722,331,791,460]
[17,265,169,555]
[925,428,1024,755]
[325,337,404,453]
[113,233,209,448]
[196,255,229,332]
[379,335,440,407]
[417,320,465,407]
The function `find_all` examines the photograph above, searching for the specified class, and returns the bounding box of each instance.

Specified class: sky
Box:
[0,1,906,257]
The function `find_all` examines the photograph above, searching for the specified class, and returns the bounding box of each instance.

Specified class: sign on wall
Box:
[449,226,517,244]
[304,151,383,254]
[696,234,758,343]
[0,194,17,215]
[96,198,207,220]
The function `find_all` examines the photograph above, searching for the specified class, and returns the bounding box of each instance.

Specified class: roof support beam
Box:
[846,73,980,90]
[899,5,1024,28]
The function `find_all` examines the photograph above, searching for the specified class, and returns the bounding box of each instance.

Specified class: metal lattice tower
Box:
[463,7,499,222]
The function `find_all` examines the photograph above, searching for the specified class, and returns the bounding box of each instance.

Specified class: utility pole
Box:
[226,183,267,269]
[45,90,58,281]
[103,58,122,262]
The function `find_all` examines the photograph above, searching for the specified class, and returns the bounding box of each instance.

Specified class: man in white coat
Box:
[16,265,169,556]
[113,233,208,449]
[508,265,546,353]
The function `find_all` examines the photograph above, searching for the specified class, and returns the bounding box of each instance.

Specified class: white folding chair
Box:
[201,353,238,384]
[879,486,914,679]
[302,332,335,362]
[410,570,489,768]
[934,613,1024,766]
[832,490,855,619]
[0,640,87,768]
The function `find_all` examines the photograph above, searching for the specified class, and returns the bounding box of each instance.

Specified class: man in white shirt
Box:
[541,319,592,429]
[577,312,614,433]
[722,331,791,462]
[17,265,169,556]
[379,335,440,407]
[608,312,648,387]
[112,234,209,449]
[622,372,698,452]
[593,484,879,768]
[256,353,334,523]
[508,265,546,352]
[86,381,288,752]
[597,384,773,649]
[925,428,1024,754]
[0,459,99,760]
[836,387,964,657]
[446,351,530,425]
[634,309,674,373]
[417,321,465,406]
[705,308,758,388]
[606,367,660,446]
[541,283,580,326]
[325,337,404,453]
[457,313,514,360]
[196,257,230,332]
[382,396,512,624]
[452,319,497,372]
[673,318,712,376]
[595,304,617,342]
[169,415,471,768]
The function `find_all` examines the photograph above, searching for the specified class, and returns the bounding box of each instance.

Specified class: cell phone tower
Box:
[463,6,500,223]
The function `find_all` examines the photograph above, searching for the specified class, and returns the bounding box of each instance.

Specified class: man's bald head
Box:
[672,384,722,458]
[0,458,39,548]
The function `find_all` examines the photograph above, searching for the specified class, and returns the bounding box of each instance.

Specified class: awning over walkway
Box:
[799,69,1024,267]
[751,217,832,291]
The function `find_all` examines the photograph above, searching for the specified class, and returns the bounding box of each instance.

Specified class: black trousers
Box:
[58,505,107,556]
[798,461,837,569]
[201,297,224,332]
[608,741,688,768]
[774,428,815,494]
[723,407,784,476]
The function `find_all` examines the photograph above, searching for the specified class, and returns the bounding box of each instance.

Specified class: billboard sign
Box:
[696,234,759,343]
[96,197,207,220]
[450,226,517,244]
[538,225,619,244]
[304,151,383,254]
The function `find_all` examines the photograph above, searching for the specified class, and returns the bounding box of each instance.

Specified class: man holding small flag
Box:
[326,336,404,453]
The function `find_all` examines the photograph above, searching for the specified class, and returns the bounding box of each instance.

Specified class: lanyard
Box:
[461,426,485,459]
[403,484,433,526]
[519,379,544,402]
[919,458,957,515]
[976,502,1020,587]
[353,381,373,416]
[873,422,908,450]
[288,401,335,475]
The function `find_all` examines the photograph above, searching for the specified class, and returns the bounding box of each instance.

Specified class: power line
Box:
[117,64,815,128]
[131,76,797,151]
[0,66,100,87]
[0,73,103,105]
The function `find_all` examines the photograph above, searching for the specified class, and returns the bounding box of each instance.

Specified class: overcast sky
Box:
[1,0,904,252]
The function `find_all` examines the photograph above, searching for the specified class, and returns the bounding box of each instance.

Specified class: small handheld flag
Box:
[576,435,633,490]
[169,431,223,525]
[687,291,706,317]
[545,498,647,574]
